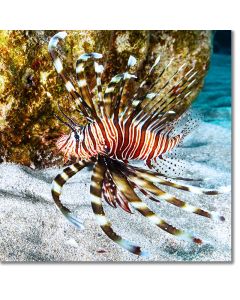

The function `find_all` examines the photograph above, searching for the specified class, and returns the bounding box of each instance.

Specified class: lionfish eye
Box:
[74,132,79,141]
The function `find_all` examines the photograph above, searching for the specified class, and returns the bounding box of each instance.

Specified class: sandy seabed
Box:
[0,122,231,262]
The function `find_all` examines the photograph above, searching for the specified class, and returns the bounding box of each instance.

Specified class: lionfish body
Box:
[57,115,181,165]
[50,32,225,257]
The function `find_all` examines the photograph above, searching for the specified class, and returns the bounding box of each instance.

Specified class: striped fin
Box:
[76,53,103,117]
[103,74,124,117]
[124,63,197,126]
[136,65,196,123]
[103,72,136,117]
[150,77,204,130]
[114,55,137,117]
[138,54,161,90]
[125,160,228,196]
[94,61,105,116]
[126,171,225,222]
[102,176,117,208]
[48,32,92,119]
[102,169,132,213]
[90,160,148,256]
[149,57,175,91]
[133,168,223,196]
[115,189,133,213]
[51,161,91,229]
[129,55,161,105]
[109,166,203,244]
[152,76,201,121]
[150,71,198,117]
[122,57,175,118]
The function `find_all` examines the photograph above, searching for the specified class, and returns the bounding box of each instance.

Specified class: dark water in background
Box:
[183,50,232,177]
[192,53,231,129]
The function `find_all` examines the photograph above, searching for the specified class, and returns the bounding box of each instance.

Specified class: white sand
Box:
[0,122,231,262]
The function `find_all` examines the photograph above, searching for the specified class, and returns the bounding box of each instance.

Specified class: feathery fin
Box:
[48,32,92,119]
[51,161,91,229]
[90,160,148,256]
[76,52,103,117]
[108,161,203,244]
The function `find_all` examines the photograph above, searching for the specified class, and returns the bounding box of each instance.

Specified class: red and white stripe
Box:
[57,116,182,162]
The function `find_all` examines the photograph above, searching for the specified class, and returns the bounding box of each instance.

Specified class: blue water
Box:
[192,53,231,129]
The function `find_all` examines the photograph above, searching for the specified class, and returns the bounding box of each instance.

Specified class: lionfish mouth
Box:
[49,31,227,257]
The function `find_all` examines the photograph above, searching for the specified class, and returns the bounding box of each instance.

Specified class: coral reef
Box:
[0,30,212,167]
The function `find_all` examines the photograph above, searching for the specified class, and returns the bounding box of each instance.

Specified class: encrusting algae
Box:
[0,30,212,168]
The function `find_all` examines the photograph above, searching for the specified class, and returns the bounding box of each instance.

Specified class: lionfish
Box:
[49,32,225,257]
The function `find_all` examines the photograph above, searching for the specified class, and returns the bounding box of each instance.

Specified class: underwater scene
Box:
[0,30,231,262]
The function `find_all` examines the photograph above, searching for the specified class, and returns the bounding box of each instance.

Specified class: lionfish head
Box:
[54,106,84,160]
[56,126,84,160]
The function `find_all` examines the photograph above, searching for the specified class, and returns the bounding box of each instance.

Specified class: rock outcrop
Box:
[0,30,212,167]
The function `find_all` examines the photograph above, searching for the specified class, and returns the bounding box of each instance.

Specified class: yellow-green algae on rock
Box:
[0,30,212,168]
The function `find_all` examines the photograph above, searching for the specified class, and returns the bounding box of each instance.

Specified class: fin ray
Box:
[108,162,203,244]
[90,160,148,256]
[51,161,91,229]
[48,32,92,119]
